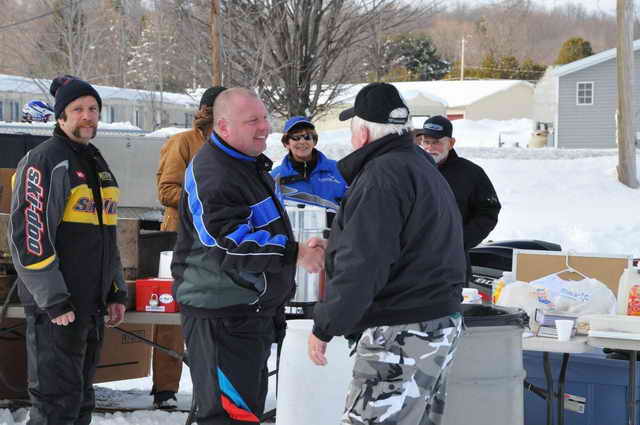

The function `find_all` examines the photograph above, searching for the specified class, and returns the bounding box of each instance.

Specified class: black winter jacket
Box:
[312,132,466,342]
[438,149,501,251]
[9,127,127,319]
[172,133,297,318]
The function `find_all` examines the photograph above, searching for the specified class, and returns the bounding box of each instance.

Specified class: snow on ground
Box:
[3,118,640,424]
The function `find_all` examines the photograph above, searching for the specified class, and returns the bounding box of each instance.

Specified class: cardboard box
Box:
[0,318,28,399]
[0,274,18,304]
[124,280,136,311]
[0,168,15,214]
[94,323,152,383]
[512,250,632,295]
[135,278,178,313]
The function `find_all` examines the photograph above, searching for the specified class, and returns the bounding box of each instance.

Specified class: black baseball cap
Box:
[421,115,453,138]
[339,82,409,124]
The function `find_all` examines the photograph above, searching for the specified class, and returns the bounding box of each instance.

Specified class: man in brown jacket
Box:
[153,86,226,408]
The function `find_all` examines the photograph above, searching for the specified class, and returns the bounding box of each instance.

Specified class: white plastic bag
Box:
[530,275,616,316]
[495,281,541,321]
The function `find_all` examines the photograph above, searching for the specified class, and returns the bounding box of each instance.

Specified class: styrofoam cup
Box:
[555,320,574,341]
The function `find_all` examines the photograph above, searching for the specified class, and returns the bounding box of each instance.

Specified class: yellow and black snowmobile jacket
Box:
[8,127,127,319]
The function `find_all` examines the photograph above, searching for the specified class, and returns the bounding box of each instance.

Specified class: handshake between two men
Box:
[297,237,328,274]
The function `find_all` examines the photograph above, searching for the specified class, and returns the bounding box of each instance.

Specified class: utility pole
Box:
[210,0,222,86]
[460,36,465,81]
[616,0,639,188]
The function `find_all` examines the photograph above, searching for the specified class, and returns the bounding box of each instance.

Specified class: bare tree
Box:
[220,0,444,119]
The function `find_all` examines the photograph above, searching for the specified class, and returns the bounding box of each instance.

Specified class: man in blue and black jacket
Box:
[9,76,127,425]
[171,87,324,425]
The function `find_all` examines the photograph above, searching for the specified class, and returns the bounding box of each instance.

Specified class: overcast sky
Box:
[464,0,618,15]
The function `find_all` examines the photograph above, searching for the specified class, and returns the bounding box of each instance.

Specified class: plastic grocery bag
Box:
[495,281,541,321]
[529,274,616,315]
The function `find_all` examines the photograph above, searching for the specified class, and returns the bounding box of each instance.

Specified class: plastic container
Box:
[135,277,179,313]
[616,267,640,315]
[524,351,640,425]
[275,320,353,425]
[442,305,527,425]
[492,271,515,304]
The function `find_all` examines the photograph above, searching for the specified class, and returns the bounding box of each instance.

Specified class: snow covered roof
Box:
[552,39,640,78]
[0,74,198,107]
[335,80,533,109]
[0,120,146,136]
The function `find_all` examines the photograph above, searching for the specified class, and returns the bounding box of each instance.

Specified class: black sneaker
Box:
[153,391,178,409]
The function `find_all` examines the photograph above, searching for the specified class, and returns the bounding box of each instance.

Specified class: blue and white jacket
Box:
[172,133,297,318]
[271,150,347,211]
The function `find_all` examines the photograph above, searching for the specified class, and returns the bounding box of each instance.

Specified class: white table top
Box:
[522,335,596,354]
[588,336,640,351]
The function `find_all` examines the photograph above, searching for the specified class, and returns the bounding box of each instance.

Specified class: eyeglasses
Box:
[416,135,448,146]
[289,133,314,141]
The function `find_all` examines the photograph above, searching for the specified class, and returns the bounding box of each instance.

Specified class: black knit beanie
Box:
[50,75,102,119]
[199,86,227,108]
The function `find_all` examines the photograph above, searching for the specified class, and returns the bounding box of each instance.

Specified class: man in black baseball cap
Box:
[416,115,501,290]
[309,83,467,424]
[339,82,410,125]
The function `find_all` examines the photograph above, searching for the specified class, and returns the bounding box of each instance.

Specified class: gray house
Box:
[533,40,640,149]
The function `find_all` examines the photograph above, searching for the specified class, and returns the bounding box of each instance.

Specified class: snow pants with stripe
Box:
[182,315,275,425]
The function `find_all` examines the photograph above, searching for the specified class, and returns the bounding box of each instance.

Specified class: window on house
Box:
[135,109,144,129]
[185,112,193,127]
[106,105,116,123]
[0,102,4,121]
[577,82,594,105]
[9,101,20,121]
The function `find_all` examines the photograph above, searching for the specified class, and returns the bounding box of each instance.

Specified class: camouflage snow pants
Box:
[342,314,463,425]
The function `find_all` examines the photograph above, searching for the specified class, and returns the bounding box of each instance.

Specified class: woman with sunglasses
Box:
[271,116,347,222]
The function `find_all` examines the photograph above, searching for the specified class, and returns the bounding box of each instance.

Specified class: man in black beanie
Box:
[9,75,127,424]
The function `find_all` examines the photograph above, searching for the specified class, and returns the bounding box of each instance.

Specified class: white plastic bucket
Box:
[275,320,354,425]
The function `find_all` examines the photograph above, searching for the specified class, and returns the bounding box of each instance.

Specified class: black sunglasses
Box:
[289,133,314,141]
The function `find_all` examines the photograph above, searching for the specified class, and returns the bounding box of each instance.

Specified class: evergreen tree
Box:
[497,56,520,79]
[555,37,594,65]
[518,58,547,81]
[381,34,450,81]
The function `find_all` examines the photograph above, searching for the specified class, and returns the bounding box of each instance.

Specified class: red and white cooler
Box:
[135,277,179,313]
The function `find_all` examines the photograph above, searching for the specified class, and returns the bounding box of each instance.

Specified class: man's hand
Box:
[308,333,328,366]
[297,239,326,273]
[51,311,75,326]
[106,303,126,327]
[306,237,328,250]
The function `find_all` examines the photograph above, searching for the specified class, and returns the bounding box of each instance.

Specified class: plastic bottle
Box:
[616,267,640,315]
[492,271,515,305]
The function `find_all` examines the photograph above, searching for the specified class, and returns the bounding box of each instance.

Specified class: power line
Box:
[0,0,87,32]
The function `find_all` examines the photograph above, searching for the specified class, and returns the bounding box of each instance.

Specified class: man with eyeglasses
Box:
[415,115,501,283]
